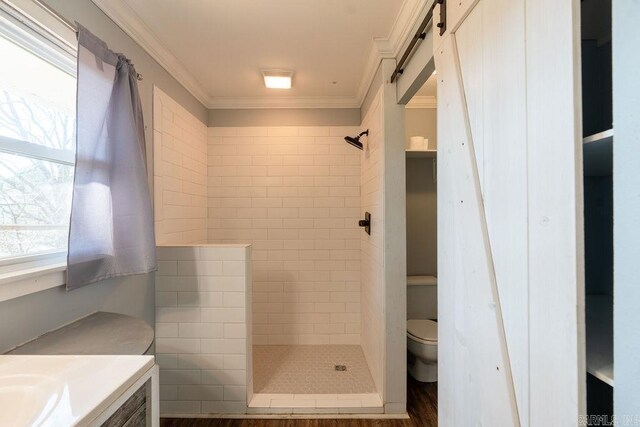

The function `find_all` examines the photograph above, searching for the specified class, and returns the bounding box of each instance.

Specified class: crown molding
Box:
[208,96,360,110]
[91,0,428,110]
[355,0,428,105]
[405,95,437,109]
[90,0,210,106]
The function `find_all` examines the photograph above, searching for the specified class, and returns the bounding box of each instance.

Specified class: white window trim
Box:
[0,0,77,301]
[0,254,66,302]
[0,135,75,165]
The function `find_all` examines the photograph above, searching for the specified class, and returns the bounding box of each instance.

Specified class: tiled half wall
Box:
[155,244,252,416]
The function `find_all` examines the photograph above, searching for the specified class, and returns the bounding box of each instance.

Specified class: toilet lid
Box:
[407,319,438,342]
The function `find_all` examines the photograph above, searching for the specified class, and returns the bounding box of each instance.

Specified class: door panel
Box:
[436,30,519,427]
[435,0,583,425]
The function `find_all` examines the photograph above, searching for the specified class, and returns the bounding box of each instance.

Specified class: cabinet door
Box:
[434,0,584,425]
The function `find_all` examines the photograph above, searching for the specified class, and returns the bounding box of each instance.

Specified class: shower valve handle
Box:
[359,212,371,235]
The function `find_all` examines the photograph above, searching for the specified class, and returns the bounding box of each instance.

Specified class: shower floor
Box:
[253,345,376,394]
[250,345,381,413]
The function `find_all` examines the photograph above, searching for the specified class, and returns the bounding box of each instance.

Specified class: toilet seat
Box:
[407,319,438,344]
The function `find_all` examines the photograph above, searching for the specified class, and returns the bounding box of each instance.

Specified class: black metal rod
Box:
[390,0,439,83]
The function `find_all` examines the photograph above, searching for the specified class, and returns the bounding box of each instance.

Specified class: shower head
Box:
[344,130,368,150]
[344,135,363,150]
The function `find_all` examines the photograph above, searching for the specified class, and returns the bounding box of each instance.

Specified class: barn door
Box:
[434,0,584,426]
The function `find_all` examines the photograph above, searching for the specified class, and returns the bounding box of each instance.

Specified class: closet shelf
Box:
[583,128,613,145]
[583,129,613,176]
[586,294,613,386]
[406,149,437,158]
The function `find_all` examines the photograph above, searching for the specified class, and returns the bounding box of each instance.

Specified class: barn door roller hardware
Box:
[390,0,446,83]
[437,0,446,36]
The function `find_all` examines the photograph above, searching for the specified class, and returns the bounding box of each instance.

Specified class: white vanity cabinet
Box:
[0,355,159,426]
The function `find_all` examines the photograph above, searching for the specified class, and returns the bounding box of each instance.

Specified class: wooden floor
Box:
[161,375,437,427]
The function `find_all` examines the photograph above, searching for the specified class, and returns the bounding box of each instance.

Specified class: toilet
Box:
[406,275,438,382]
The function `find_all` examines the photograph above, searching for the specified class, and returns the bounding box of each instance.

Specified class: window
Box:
[0,1,76,264]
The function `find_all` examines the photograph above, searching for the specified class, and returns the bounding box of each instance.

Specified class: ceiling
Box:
[92,0,424,109]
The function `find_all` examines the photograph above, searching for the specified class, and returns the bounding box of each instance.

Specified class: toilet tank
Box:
[407,275,437,320]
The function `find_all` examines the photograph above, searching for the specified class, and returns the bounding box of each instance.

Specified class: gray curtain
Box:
[67,24,156,290]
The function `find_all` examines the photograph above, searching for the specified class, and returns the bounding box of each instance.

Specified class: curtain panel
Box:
[67,24,156,290]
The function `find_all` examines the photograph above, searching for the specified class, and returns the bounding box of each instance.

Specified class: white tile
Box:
[155,353,178,369]
[160,369,201,385]
[156,260,178,276]
[178,322,223,338]
[200,338,246,354]
[178,354,224,370]
[201,401,247,414]
[270,399,315,408]
[178,260,223,276]
[223,354,246,370]
[177,385,224,401]
[248,394,272,407]
[177,291,223,307]
[339,406,384,414]
[202,369,246,385]
[156,338,201,354]
[223,323,247,339]
[159,400,201,414]
[156,323,179,338]
[294,394,337,400]
[315,399,362,408]
[160,385,178,400]
[247,406,292,414]
[223,292,245,308]
[201,307,245,323]
[156,307,201,323]
[156,291,178,307]
[223,385,246,401]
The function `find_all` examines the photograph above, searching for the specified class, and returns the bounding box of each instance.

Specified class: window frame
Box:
[0,0,77,298]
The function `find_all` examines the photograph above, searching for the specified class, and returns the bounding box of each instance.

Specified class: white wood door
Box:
[434,0,584,425]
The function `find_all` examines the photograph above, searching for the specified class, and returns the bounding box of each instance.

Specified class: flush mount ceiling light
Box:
[262,70,293,89]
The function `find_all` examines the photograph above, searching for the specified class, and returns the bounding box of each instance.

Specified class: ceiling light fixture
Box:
[262,70,293,89]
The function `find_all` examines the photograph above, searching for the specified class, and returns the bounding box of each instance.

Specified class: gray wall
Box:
[0,0,209,352]
[209,108,360,127]
[613,0,640,417]
[0,274,154,353]
[405,108,437,149]
[405,108,437,276]
[361,64,383,120]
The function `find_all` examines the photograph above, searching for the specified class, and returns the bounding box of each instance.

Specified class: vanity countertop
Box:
[0,355,154,426]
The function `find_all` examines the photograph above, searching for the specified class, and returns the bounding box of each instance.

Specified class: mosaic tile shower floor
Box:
[253,345,377,394]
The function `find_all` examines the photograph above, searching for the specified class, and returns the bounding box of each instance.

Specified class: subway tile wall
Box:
[359,89,385,396]
[153,87,208,244]
[155,244,252,416]
[207,126,362,345]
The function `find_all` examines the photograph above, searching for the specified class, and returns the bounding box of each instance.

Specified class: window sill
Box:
[0,258,67,303]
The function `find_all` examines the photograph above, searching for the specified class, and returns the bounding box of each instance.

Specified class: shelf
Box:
[583,129,613,176]
[7,312,154,355]
[583,129,613,145]
[406,149,437,158]
[586,294,613,386]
